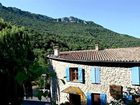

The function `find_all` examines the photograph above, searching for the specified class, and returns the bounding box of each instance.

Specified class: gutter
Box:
[47,56,140,67]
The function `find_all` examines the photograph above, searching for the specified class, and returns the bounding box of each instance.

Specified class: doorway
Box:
[69,94,81,105]
[92,93,101,105]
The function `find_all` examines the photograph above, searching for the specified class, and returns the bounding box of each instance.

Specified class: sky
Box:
[0,0,140,38]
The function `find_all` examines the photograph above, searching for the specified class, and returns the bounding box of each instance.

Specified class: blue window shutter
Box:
[66,66,70,81]
[91,67,96,83]
[100,93,107,105]
[86,93,92,105]
[131,67,140,85]
[127,95,132,101]
[95,67,100,83]
[125,95,132,104]
[78,66,83,82]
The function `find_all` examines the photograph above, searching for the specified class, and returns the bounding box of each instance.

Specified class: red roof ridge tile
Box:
[60,49,97,54]
[60,46,140,54]
[105,46,140,51]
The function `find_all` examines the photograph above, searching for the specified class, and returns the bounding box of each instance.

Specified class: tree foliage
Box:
[0,18,52,104]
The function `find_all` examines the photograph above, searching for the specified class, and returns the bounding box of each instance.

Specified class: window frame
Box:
[65,66,84,83]
[70,67,79,82]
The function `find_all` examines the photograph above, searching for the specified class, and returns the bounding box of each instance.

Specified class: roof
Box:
[48,47,140,66]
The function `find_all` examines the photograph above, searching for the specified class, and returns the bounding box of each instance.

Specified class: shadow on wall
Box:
[48,60,60,105]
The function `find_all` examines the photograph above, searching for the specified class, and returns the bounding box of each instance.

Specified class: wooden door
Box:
[70,94,81,105]
[92,93,100,105]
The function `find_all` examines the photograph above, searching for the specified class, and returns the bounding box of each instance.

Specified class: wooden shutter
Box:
[95,67,100,83]
[131,67,140,85]
[100,93,107,105]
[78,66,83,83]
[127,95,132,101]
[86,93,92,105]
[91,67,96,83]
[66,66,70,81]
[91,66,100,83]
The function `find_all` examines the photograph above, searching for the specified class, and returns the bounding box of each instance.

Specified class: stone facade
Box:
[49,59,139,105]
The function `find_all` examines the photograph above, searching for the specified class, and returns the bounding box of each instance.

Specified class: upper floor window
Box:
[66,66,84,83]
[70,68,78,81]
[131,67,140,85]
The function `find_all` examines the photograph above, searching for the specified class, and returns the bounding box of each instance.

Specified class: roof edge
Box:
[47,56,140,67]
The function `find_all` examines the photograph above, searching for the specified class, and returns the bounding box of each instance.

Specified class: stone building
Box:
[48,46,140,105]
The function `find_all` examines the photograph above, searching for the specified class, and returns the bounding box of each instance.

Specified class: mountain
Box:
[0,3,140,51]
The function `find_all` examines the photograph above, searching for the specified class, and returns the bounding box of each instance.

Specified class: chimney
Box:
[53,46,59,57]
[95,44,99,51]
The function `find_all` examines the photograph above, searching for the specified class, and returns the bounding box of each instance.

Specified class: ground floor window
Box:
[109,85,123,99]
[87,93,106,105]
[91,93,101,105]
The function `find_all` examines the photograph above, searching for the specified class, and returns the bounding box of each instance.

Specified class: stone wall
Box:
[49,59,138,104]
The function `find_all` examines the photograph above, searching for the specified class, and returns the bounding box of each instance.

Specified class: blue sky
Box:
[0,0,140,38]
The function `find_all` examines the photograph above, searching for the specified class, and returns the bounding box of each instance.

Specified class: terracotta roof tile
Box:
[48,47,140,63]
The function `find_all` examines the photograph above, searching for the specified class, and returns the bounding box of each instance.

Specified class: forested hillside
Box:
[0,3,140,51]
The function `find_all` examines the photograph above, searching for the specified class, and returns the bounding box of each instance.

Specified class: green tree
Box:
[0,18,54,105]
[0,19,35,104]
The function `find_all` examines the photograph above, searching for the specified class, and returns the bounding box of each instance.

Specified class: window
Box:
[110,85,123,99]
[66,66,84,83]
[91,66,101,84]
[131,67,140,85]
[70,68,78,81]
[87,93,106,105]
